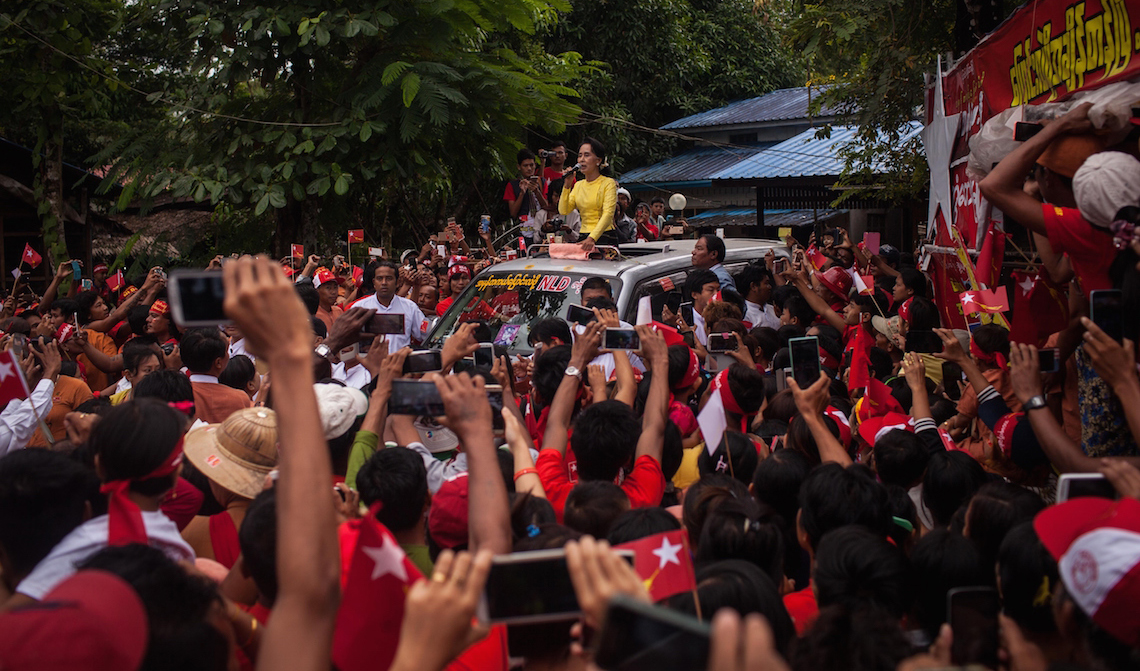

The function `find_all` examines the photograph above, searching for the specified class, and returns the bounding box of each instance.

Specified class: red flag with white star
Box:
[106,270,125,292]
[616,529,696,602]
[347,229,365,244]
[1009,270,1068,347]
[0,350,32,407]
[21,244,42,269]
[959,286,1008,315]
[332,510,423,671]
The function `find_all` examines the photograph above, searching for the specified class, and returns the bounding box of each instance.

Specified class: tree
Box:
[543,0,804,171]
[98,0,591,254]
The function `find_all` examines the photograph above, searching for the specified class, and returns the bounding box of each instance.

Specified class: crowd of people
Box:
[1,101,1140,671]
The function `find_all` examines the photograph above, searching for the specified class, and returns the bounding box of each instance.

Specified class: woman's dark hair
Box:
[581,136,607,164]
[122,338,161,374]
[606,507,681,545]
[563,481,629,539]
[964,481,1044,569]
[762,389,797,423]
[239,487,278,604]
[667,560,796,656]
[872,429,929,487]
[790,604,912,671]
[798,463,890,552]
[725,363,765,416]
[80,544,229,671]
[751,448,810,532]
[532,344,572,407]
[667,344,696,389]
[883,484,918,550]
[74,291,103,325]
[218,354,256,392]
[681,473,751,550]
[660,419,684,482]
[998,522,1058,635]
[784,414,840,467]
[922,451,988,528]
[909,528,991,640]
[509,492,558,543]
[972,323,1011,358]
[813,525,912,619]
[133,369,194,404]
[695,498,785,586]
[90,399,187,496]
[898,267,928,299]
[698,430,759,486]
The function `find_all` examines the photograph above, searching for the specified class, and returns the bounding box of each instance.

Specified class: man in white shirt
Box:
[0,377,55,457]
[352,260,427,354]
[16,510,194,600]
[683,269,720,347]
[736,264,781,330]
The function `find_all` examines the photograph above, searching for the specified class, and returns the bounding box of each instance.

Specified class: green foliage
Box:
[95,0,592,252]
[545,0,804,171]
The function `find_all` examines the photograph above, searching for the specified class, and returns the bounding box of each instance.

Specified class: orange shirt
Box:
[316,305,343,334]
[191,380,252,424]
[78,329,118,392]
[27,375,94,446]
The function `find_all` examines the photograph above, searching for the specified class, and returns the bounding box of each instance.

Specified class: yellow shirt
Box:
[673,445,703,490]
[559,175,617,240]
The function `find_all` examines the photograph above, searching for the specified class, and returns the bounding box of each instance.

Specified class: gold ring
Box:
[431,573,447,583]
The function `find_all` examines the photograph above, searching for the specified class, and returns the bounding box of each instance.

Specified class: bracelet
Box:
[241,617,258,648]
[513,467,538,482]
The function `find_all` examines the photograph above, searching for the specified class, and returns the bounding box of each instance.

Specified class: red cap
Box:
[856,411,913,446]
[54,322,77,344]
[428,472,469,550]
[816,267,853,301]
[0,570,148,671]
[314,268,337,288]
[93,264,108,274]
[448,264,471,279]
[897,297,914,324]
[1034,497,1140,647]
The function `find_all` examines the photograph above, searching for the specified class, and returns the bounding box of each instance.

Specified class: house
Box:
[619,86,923,249]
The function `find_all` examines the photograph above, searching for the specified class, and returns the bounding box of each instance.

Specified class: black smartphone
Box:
[486,384,505,433]
[388,380,446,416]
[402,350,443,374]
[474,343,496,368]
[567,303,596,326]
[1038,347,1059,374]
[679,301,695,325]
[603,328,641,351]
[479,549,633,625]
[1090,290,1123,342]
[789,336,821,389]
[593,595,711,671]
[364,313,406,335]
[941,362,963,401]
[948,587,1000,667]
[168,270,229,326]
[1013,121,1044,142]
[707,332,739,353]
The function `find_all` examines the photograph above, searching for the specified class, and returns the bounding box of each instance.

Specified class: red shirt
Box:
[783,584,819,634]
[536,449,665,520]
[1042,203,1114,296]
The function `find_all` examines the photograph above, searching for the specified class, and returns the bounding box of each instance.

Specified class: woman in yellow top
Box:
[559,137,618,252]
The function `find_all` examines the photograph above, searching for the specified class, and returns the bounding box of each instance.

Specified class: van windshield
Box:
[423,270,622,353]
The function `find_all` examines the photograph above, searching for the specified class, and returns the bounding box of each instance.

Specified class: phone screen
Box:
[388,380,446,416]
[1038,347,1059,374]
[170,271,228,325]
[1058,474,1118,502]
[707,332,738,353]
[593,597,711,671]
[486,385,505,432]
[679,302,694,325]
[1091,290,1123,342]
[365,313,406,335]
[948,587,1000,667]
[941,362,963,401]
[603,329,641,351]
[483,550,582,623]
[789,336,821,389]
[567,304,596,326]
[474,344,496,368]
[402,350,443,374]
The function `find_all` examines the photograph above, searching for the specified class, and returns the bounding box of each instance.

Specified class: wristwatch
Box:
[564,365,581,378]
[314,343,331,358]
[1023,395,1048,411]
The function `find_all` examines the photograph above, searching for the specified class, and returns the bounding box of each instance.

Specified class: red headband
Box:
[149,300,170,317]
[101,438,185,546]
[897,297,913,323]
[712,369,750,432]
[969,339,1008,370]
[673,349,701,391]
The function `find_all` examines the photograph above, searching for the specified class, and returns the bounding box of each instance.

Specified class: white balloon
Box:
[668,193,687,210]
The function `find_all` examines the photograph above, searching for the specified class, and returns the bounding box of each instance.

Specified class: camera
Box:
[539,149,556,159]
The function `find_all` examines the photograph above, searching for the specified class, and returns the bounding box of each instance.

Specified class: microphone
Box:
[562,163,582,176]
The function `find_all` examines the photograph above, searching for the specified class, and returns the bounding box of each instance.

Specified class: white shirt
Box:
[332,361,372,389]
[115,377,132,394]
[17,510,195,599]
[745,301,780,330]
[188,374,220,384]
[229,338,256,364]
[0,378,54,457]
[406,441,468,494]
[573,320,646,373]
[693,310,708,347]
[352,294,427,353]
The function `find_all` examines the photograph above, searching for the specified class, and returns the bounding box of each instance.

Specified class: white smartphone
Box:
[1056,473,1117,502]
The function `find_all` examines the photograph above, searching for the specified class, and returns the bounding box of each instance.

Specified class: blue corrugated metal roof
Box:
[710,122,923,181]
[689,207,847,228]
[661,87,841,131]
[618,144,769,185]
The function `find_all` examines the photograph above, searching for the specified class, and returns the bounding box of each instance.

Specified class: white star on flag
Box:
[361,537,408,582]
[652,535,683,570]
[0,360,13,383]
[961,293,975,305]
[922,56,963,237]
[1018,276,1034,295]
